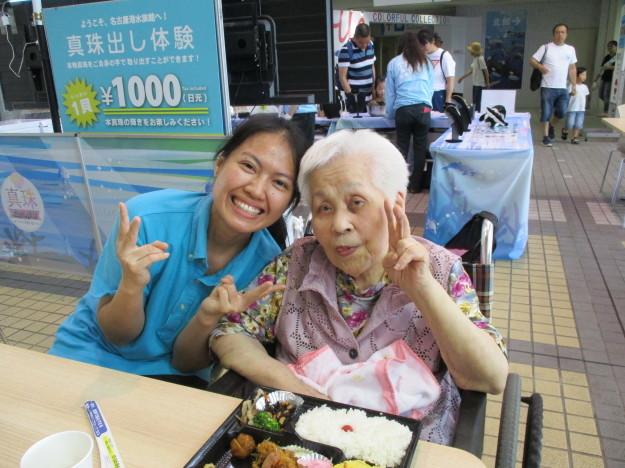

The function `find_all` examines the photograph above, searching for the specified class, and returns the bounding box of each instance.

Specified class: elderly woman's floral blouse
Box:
[212,250,507,356]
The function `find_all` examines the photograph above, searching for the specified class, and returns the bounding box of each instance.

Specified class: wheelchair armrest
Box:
[451,389,487,457]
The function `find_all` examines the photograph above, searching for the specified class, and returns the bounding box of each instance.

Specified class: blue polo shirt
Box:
[49,189,281,378]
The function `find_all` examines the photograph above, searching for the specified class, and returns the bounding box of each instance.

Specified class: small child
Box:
[367,75,386,106]
[561,67,590,144]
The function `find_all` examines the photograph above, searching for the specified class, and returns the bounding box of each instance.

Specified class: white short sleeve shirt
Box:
[533,42,577,89]
[471,56,488,87]
[427,48,456,91]
[567,83,589,112]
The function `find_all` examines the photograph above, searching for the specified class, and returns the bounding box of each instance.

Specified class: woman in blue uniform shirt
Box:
[48,114,307,387]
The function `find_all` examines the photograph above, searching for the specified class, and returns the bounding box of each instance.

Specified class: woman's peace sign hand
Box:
[196,275,285,326]
[116,202,169,290]
[382,195,431,292]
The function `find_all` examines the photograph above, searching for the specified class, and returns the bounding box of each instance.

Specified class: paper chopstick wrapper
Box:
[84,400,125,468]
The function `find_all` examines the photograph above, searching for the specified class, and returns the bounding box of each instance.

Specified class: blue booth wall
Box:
[0,134,225,275]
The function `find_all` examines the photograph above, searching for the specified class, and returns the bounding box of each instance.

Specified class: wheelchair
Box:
[208,215,543,467]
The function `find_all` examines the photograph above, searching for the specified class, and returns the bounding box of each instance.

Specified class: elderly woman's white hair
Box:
[298,129,409,206]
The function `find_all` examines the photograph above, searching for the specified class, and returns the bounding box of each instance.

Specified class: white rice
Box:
[294,406,412,467]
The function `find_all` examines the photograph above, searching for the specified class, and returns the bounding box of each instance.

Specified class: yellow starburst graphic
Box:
[61,77,101,128]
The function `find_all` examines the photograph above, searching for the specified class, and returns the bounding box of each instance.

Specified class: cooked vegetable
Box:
[252,411,281,431]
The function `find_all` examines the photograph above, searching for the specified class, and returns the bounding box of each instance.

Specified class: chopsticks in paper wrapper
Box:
[84,400,126,468]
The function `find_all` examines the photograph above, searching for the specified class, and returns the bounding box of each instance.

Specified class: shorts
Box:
[431,90,446,112]
[566,111,585,130]
[540,87,569,122]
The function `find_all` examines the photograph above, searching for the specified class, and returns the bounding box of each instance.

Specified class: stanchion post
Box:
[32,0,62,133]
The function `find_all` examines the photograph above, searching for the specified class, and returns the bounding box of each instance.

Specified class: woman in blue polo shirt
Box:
[48,114,307,387]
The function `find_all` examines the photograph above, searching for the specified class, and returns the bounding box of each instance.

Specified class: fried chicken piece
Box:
[256,441,281,462]
[230,433,256,459]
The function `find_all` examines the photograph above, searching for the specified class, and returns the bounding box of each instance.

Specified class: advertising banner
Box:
[484,10,526,90]
[0,135,97,274]
[43,0,226,135]
[610,0,625,108]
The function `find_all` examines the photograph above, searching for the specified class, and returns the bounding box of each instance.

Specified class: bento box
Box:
[184,387,422,468]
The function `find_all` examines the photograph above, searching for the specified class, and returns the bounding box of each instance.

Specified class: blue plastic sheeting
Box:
[327,112,451,134]
[424,114,534,260]
[0,134,222,275]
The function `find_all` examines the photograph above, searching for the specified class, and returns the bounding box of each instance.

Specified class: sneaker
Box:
[542,136,552,147]
[561,129,568,141]
[571,137,580,144]
[548,124,555,140]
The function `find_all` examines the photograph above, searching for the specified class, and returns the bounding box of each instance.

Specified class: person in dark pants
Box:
[592,40,617,116]
[337,23,376,114]
[385,31,433,193]
[287,104,317,148]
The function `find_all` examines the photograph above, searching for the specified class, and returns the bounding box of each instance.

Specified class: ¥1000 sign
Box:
[43,0,226,135]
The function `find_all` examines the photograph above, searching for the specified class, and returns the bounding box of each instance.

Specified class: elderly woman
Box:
[173,129,508,444]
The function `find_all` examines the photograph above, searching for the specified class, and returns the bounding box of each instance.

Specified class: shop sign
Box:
[367,12,448,25]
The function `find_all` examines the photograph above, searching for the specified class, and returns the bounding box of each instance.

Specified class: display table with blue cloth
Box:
[424,113,533,260]
[327,111,449,134]
[233,116,338,131]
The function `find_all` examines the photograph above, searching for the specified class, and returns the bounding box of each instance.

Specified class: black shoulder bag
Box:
[530,44,548,91]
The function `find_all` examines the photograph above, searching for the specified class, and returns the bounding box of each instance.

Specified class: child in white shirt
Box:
[562,67,590,144]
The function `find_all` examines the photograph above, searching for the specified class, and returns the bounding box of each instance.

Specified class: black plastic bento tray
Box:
[184,386,422,468]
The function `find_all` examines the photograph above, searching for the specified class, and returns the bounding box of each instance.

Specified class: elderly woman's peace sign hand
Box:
[382,195,431,292]
[116,202,169,290]
[196,275,285,326]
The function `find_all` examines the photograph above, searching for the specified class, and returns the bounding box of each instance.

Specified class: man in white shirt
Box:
[529,23,577,147]
[418,29,456,112]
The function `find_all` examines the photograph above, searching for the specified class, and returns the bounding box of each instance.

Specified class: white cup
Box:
[20,431,94,468]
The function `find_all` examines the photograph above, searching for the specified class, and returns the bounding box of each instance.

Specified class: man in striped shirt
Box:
[337,23,376,114]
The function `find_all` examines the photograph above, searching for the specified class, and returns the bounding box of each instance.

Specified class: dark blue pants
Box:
[473,86,485,113]
[599,80,611,113]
